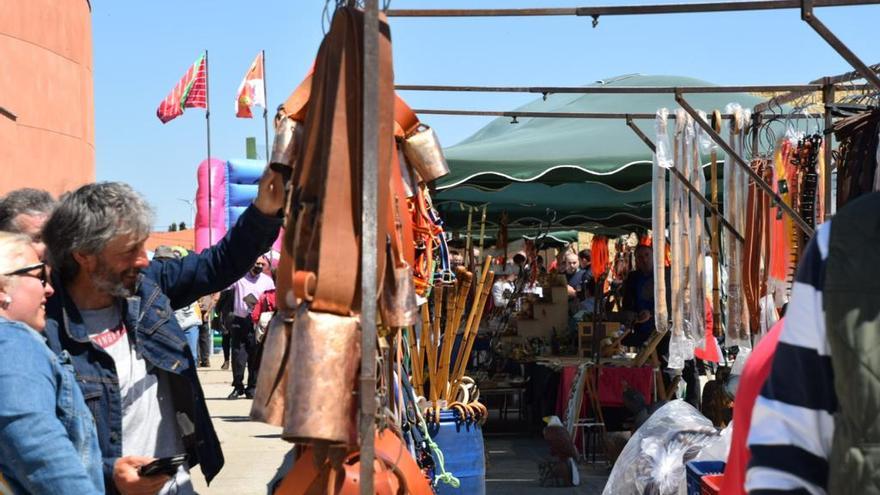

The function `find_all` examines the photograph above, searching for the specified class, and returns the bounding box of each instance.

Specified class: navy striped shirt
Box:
[746,222,834,495]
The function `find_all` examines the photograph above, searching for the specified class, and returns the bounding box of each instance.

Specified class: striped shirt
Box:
[746,222,835,495]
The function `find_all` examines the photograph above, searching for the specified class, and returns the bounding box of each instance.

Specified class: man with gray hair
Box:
[41,171,284,495]
[0,188,56,259]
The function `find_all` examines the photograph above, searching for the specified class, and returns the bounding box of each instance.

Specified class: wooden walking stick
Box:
[408,325,423,397]
[451,270,495,396]
[440,268,473,401]
[429,283,444,408]
[449,256,492,393]
[437,274,460,404]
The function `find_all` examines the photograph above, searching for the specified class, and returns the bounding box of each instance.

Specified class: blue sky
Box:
[92,1,880,229]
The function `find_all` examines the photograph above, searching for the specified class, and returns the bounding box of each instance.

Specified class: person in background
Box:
[42,173,283,495]
[215,288,234,370]
[564,252,589,299]
[449,250,464,270]
[577,249,591,272]
[491,265,517,310]
[251,281,277,345]
[227,255,275,400]
[0,232,104,494]
[622,244,700,408]
[197,293,218,368]
[0,188,57,259]
[536,255,547,274]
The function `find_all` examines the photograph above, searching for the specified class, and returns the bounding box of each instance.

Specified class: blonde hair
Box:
[0,232,34,288]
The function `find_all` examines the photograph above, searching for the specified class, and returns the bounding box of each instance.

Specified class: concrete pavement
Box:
[191,355,291,495]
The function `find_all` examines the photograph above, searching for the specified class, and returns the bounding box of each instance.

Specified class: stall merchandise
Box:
[248,6,481,492]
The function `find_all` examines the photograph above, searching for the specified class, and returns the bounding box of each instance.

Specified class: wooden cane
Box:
[429,283,444,408]
[440,269,473,401]
[449,256,493,394]
[408,325,423,397]
[436,274,460,405]
[450,271,495,395]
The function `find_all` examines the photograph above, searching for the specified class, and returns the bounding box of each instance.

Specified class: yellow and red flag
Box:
[235,52,266,118]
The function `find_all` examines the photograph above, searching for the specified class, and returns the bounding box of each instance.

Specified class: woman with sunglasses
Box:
[0,232,102,494]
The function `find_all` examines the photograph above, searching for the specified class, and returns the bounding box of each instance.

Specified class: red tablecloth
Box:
[555,365,654,419]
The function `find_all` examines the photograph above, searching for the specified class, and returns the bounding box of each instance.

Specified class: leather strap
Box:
[394,95,421,138]
[287,7,394,315]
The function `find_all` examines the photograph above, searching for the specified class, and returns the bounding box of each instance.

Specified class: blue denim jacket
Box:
[0,317,103,494]
[43,204,281,494]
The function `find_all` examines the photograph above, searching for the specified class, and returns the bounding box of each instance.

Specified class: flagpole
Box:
[205,49,212,246]
[261,50,270,162]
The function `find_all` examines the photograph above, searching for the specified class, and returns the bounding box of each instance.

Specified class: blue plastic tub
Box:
[429,409,486,495]
[685,461,726,495]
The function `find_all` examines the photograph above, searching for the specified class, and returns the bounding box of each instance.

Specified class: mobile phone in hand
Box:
[138,454,188,477]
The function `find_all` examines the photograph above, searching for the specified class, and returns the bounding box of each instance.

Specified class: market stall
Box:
[246,1,880,493]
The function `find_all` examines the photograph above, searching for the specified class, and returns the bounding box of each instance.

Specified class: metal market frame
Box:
[357,1,880,491]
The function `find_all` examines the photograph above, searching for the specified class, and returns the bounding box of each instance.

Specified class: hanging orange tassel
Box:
[591,235,609,281]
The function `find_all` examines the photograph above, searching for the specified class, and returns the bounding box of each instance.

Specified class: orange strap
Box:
[280,67,315,122]
[393,95,421,138]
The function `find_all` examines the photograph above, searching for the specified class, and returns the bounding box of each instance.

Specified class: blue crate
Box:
[685,461,725,495]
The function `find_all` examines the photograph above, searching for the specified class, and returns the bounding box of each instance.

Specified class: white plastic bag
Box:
[602,401,719,495]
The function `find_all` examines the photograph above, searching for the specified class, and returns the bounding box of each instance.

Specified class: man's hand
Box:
[113,456,170,495]
[253,166,285,217]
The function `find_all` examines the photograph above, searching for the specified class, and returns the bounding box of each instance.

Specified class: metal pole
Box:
[802,0,880,92]
[386,0,880,17]
[675,92,815,236]
[478,205,487,266]
[360,0,379,493]
[262,49,271,162]
[822,80,835,218]
[412,109,823,120]
[205,49,212,247]
[396,83,825,94]
[625,116,745,243]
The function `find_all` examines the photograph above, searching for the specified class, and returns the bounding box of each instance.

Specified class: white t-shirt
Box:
[82,304,193,495]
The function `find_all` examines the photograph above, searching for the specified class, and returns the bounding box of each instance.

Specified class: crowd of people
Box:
[0,167,284,494]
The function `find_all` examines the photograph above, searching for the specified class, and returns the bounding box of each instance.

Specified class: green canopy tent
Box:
[431,74,778,236]
[435,181,651,233]
[522,230,581,250]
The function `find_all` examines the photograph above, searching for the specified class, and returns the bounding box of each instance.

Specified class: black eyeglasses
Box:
[3,262,48,287]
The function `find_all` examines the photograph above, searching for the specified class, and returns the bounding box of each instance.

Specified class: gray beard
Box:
[91,266,133,298]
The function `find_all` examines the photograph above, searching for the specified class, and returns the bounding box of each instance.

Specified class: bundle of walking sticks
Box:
[408,256,495,422]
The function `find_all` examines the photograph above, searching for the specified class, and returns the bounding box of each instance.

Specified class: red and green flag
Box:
[156,53,208,124]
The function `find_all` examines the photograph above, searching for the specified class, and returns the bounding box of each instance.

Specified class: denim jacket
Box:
[43,204,281,494]
[0,317,103,494]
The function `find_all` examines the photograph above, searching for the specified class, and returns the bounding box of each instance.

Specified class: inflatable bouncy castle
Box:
[195,158,282,255]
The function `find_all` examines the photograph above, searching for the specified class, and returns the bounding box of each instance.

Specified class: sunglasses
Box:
[3,262,48,287]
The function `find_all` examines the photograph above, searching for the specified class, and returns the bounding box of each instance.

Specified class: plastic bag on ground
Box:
[602,400,719,495]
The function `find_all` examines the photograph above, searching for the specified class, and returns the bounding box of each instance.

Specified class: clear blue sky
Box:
[92,0,880,229]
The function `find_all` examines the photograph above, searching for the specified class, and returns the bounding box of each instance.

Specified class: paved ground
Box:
[190,355,292,495]
[190,353,610,494]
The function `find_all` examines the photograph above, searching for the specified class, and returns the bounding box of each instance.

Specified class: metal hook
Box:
[591,15,600,28]
[510,115,519,124]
